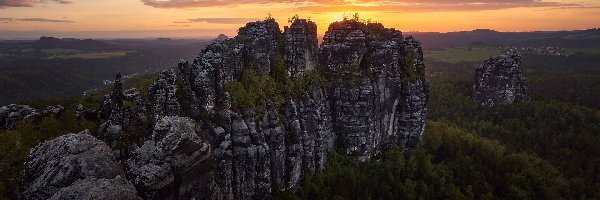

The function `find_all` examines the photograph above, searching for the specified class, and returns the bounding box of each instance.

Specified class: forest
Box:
[274,48,600,199]
[0,38,210,105]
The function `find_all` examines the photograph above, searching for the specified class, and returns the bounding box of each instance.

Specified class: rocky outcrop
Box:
[155,18,426,199]
[49,176,142,200]
[42,105,64,117]
[203,87,335,199]
[191,38,244,113]
[126,116,214,200]
[237,18,282,74]
[0,104,39,130]
[149,70,180,118]
[321,19,429,160]
[473,53,530,106]
[75,104,99,122]
[215,34,229,41]
[99,73,125,121]
[285,18,318,78]
[19,130,141,200]
[28,17,429,200]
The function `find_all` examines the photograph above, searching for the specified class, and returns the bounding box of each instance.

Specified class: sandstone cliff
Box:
[20,17,430,200]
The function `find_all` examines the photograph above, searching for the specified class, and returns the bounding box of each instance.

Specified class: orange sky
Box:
[0,0,599,38]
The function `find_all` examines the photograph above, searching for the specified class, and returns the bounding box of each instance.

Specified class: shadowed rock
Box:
[126,116,214,200]
[473,53,530,106]
[19,130,141,200]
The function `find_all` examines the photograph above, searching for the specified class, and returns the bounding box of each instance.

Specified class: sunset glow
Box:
[1,0,599,38]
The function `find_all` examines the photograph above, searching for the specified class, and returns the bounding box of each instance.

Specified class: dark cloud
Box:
[0,17,14,22]
[175,18,259,24]
[0,0,72,8]
[0,17,74,23]
[141,0,586,12]
[19,18,74,23]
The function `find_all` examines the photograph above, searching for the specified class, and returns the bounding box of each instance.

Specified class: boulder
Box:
[19,130,141,200]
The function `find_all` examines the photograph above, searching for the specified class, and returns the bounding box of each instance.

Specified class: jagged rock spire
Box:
[284,18,318,78]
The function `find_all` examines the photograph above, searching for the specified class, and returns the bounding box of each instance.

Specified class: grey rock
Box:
[0,104,40,130]
[321,19,429,158]
[20,130,141,200]
[49,176,142,200]
[149,70,180,118]
[284,18,318,78]
[126,116,214,200]
[42,105,65,117]
[473,53,530,106]
[237,18,282,74]
[53,18,430,200]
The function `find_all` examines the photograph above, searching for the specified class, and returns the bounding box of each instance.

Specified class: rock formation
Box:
[41,105,65,117]
[284,18,318,78]
[473,53,530,106]
[126,116,213,200]
[0,104,39,130]
[189,18,428,198]
[75,104,99,122]
[321,20,429,160]
[19,130,142,200]
[237,18,282,74]
[1,104,65,130]
[19,17,429,200]
[149,70,180,117]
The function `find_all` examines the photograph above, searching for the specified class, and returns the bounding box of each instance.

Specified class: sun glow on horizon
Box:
[0,0,599,39]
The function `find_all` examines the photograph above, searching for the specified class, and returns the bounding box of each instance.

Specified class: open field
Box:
[424,46,503,63]
[565,48,600,55]
[42,48,82,55]
[47,51,134,59]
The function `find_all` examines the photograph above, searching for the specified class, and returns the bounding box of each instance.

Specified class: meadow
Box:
[424,45,503,63]
[565,48,600,55]
[43,49,134,59]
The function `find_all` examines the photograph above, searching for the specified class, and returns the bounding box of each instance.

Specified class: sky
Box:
[0,0,599,39]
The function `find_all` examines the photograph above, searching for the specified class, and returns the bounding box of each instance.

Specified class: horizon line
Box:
[1,27,599,40]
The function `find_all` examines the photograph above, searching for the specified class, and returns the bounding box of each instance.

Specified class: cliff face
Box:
[203,85,335,200]
[473,54,530,106]
[321,20,429,160]
[285,19,319,78]
[20,18,429,200]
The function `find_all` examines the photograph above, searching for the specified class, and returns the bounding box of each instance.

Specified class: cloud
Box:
[0,17,14,23]
[0,29,233,39]
[141,0,277,8]
[0,0,72,8]
[0,17,74,23]
[296,1,581,12]
[19,18,74,23]
[175,18,260,24]
[141,0,587,12]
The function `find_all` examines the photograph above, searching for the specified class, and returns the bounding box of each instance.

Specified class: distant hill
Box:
[0,37,211,104]
[408,28,600,50]
[31,37,116,50]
